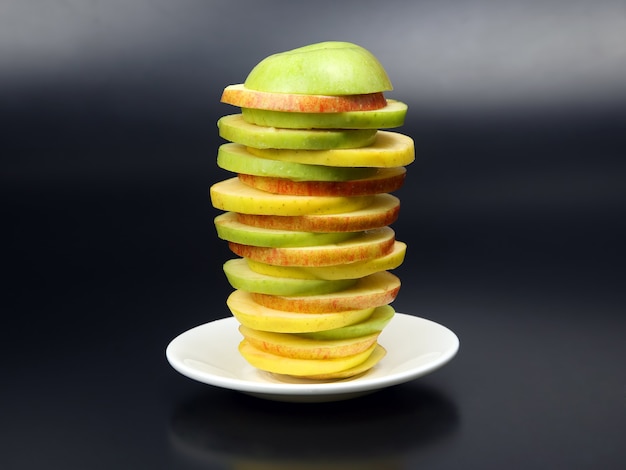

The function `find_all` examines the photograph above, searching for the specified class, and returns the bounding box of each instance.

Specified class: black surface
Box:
[2,1,626,469]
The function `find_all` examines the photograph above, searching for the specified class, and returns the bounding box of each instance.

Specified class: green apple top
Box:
[243,41,393,95]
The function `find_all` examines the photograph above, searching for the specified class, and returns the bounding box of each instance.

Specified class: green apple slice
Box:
[246,130,414,167]
[218,114,377,150]
[241,99,408,130]
[223,258,357,296]
[210,177,375,216]
[214,212,358,248]
[251,270,401,313]
[246,241,406,279]
[217,143,377,182]
[298,305,395,340]
[228,226,395,267]
[227,289,376,333]
[244,41,393,95]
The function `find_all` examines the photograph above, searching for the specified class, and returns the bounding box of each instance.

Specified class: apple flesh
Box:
[245,241,406,280]
[246,130,415,168]
[210,177,375,216]
[239,325,379,360]
[223,258,356,296]
[241,99,407,129]
[235,193,400,232]
[214,212,358,248]
[244,41,393,95]
[298,305,395,340]
[218,143,377,182]
[237,167,406,196]
[250,270,401,313]
[228,226,396,267]
[238,339,378,377]
[218,114,377,150]
[227,289,376,333]
[221,84,387,113]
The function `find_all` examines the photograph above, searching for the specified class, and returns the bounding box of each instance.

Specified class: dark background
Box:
[2,1,625,469]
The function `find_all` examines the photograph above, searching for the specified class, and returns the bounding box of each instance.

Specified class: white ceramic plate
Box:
[166,313,459,402]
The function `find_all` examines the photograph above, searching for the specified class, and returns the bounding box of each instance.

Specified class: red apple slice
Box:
[228,227,395,267]
[251,270,401,313]
[235,193,400,232]
[237,167,406,196]
[221,84,387,113]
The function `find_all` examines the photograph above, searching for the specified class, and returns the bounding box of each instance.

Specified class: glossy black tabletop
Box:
[3,1,625,469]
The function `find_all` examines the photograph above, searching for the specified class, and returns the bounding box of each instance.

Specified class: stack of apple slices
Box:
[209,42,415,380]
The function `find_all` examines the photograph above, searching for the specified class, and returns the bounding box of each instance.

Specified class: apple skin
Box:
[241,99,407,129]
[228,227,396,267]
[218,143,377,182]
[210,177,375,216]
[298,305,395,340]
[218,114,377,150]
[246,131,415,168]
[244,41,393,95]
[239,325,380,360]
[214,212,357,248]
[223,258,356,296]
[235,193,400,232]
[237,167,406,197]
[238,339,377,377]
[221,84,387,113]
[227,289,376,333]
[250,270,401,313]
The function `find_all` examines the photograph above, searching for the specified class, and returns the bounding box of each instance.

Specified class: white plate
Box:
[166,313,459,402]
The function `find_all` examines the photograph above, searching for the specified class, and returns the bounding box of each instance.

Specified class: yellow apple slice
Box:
[227,290,375,333]
[246,241,406,280]
[221,84,387,112]
[300,344,386,380]
[238,325,379,360]
[246,130,414,168]
[210,177,374,216]
[238,340,377,377]
[228,227,395,267]
[218,114,377,150]
[237,167,406,196]
[236,193,399,232]
[250,270,401,313]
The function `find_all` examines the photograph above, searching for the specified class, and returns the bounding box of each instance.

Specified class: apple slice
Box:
[223,258,356,296]
[218,143,377,182]
[244,41,393,95]
[250,270,401,313]
[246,241,406,280]
[246,130,414,168]
[241,99,407,130]
[210,177,375,216]
[227,289,376,333]
[298,305,395,340]
[239,325,380,360]
[299,344,386,380]
[238,339,377,377]
[228,227,395,267]
[237,167,406,196]
[235,193,399,232]
[221,84,387,113]
[218,114,377,150]
[215,212,358,248]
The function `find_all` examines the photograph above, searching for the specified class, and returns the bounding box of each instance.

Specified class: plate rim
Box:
[166,312,459,398]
